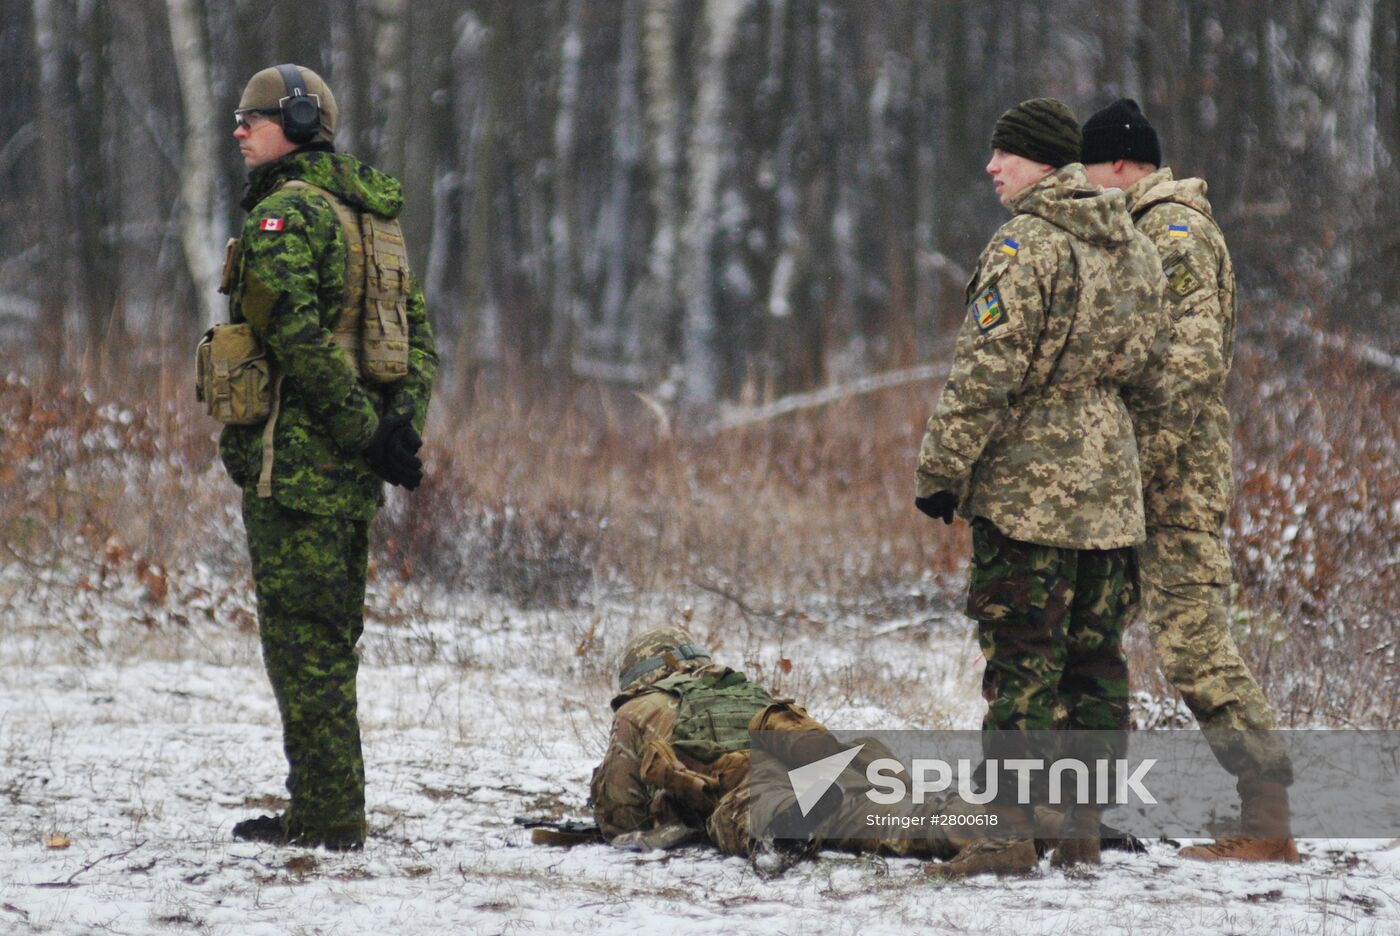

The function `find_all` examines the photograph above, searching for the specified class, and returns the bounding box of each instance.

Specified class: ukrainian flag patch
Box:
[970,283,1005,333]
[1000,238,1020,256]
[1168,224,1189,238]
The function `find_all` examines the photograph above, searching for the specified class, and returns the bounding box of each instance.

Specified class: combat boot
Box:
[232,813,290,845]
[929,805,1037,879]
[1178,772,1300,863]
[299,827,365,852]
[1034,804,1145,858]
[1033,803,1066,858]
[1048,806,1101,869]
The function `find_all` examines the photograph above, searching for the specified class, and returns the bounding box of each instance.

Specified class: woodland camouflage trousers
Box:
[243,490,370,846]
[967,517,1135,801]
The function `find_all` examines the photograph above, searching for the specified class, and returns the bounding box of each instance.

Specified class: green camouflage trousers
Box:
[242,491,370,845]
[968,517,1135,732]
[1138,526,1292,783]
[967,518,1133,801]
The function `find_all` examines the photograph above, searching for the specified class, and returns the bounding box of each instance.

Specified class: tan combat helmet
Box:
[617,627,712,691]
[238,65,339,145]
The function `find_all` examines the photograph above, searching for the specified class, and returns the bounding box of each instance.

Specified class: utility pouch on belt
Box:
[195,323,272,425]
[279,180,411,385]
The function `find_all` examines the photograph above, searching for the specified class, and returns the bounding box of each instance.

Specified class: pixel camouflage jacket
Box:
[219,149,437,519]
[917,163,1176,550]
[1125,167,1237,536]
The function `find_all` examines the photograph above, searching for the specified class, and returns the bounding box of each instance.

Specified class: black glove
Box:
[914,491,958,525]
[364,412,424,490]
[386,421,424,490]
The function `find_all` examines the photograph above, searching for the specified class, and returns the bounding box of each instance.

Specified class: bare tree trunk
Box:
[1378,0,1400,155]
[32,0,71,376]
[545,0,584,369]
[463,6,502,365]
[912,0,938,357]
[641,0,683,379]
[765,0,800,326]
[598,0,643,367]
[822,3,865,381]
[1097,0,1134,95]
[167,0,224,327]
[373,0,409,178]
[1344,0,1379,182]
[681,0,749,405]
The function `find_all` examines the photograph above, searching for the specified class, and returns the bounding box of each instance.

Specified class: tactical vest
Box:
[277,180,412,385]
[198,180,413,497]
[660,669,776,763]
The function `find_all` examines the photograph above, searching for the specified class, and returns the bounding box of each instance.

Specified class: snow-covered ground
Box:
[1,563,1397,936]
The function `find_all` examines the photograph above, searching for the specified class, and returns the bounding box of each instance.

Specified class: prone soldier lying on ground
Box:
[587,628,981,871]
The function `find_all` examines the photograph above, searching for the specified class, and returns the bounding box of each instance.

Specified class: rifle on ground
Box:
[514,816,606,847]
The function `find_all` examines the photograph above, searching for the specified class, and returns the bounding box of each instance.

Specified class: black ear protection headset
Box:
[275,64,321,145]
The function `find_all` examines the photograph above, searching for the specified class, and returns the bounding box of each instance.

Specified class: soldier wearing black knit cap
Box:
[1082,98,1300,865]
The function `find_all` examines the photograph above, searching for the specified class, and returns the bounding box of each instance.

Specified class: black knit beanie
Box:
[1081,98,1162,166]
[989,98,1081,168]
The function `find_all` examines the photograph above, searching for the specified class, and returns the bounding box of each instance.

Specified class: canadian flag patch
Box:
[260,218,284,232]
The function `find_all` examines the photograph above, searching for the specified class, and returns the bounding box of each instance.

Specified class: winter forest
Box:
[8,0,1400,394]
[2,2,1400,934]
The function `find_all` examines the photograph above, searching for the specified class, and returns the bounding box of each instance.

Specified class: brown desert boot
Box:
[929,805,1038,879]
[1179,772,1300,864]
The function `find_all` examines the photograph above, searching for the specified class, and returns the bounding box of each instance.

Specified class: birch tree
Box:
[372,0,409,179]
[455,9,500,364]
[641,0,684,380]
[32,0,71,373]
[765,0,801,324]
[167,0,224,326]
[545,0,584,368]
[597,0,643,369]
[681,0,749,405]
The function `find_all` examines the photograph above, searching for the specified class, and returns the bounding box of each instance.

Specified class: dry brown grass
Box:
[2,308,1396,725]
[1124,329,1400,727]
[375,374,966,614]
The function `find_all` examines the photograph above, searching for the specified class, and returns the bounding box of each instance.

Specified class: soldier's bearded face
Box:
[986,150,1054,208]
[234,114,298,169]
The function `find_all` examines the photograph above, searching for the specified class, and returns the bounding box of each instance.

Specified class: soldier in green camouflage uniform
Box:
[222,65,437,850]
[590,629,976,863]
[1082,99,1297,863]
[915,99,1174,876]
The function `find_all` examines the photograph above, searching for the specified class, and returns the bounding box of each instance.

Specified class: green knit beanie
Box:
[990,98,1082,168]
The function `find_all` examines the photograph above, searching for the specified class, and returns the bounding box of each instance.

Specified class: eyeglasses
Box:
[234,108,280,131]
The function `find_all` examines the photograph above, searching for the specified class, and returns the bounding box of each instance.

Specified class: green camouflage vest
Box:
[659,669,776,763]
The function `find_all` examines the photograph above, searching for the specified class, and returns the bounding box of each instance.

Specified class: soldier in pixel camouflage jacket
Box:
[222,65,436,851]
[1082,98,1296,863]
[914,157,1172,549]
[914,98,1175,877]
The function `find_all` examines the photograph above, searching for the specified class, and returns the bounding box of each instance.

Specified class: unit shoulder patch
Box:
[1162,250,1203,300]
[969,280,1008,334]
